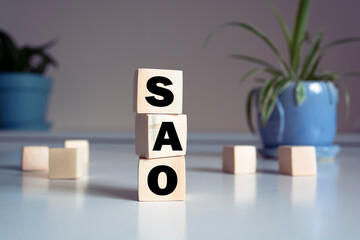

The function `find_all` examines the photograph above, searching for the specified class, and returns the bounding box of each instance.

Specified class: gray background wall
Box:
[1,0,360,132]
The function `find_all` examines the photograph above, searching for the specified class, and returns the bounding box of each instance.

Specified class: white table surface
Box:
[0,132,359,240]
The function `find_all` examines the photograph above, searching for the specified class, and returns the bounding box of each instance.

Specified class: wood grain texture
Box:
[49,148,82,179]
[135,114,187,159]
[133,68,183,114]
[138,156,186,201]
[21,146,49,171]
[64,140,89,164]
[222,146,256,174]
[278,146,317,176]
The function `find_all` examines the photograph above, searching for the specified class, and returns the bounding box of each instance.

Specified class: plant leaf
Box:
[206,21,291,75]
[255,78,266,83]
[304,31,311,43]
[31,52,58,73]
[314,71,339,80]
[295,81,307,106]
[259,77,279,114]
[342,71,360,76]
[246,88,258,133]
[260,77,290,125]
[14,46,58,73]
[0,29,18,71]
[229,54,277,69]
[300,31,322,79]
[305,54,322,80]
[33,38,58,51]
[270,3,292,54]
[290,0,311,73]
[333,78,350,120]
[321,37,360,52]
[241,68,264,83]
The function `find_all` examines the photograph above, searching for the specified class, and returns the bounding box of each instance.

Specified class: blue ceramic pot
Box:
[258,81,339,158]
[0,73,51,130]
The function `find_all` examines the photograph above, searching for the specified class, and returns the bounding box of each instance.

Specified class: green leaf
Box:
[0,30,18,71]
[333,78,350,120]
[305,54,322,79]
[321,37,360,52]
[255,78,266,83]
[14,46,58,73]
[270,3,292,53]
[304,31,312,43]
[300,31,322,79]
[259,77,279,114]
[229,54,279,70]
[240,67,282,83]
[241,68,264,83]
[290,0,312,73]
[31,52,58,73]
[246,88,258,133]
[33,38,58,51]
[206,21,291,75]
[295,81,307,106]
[261,94,277,126]
[260,77,290,125]
[314,71,339,80]
[342,71,360,76]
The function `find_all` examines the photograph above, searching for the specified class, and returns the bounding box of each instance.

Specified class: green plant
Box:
[206,0,360,133]
[0,29,58,74]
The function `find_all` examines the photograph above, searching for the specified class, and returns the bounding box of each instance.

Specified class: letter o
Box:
[147,165,177,195]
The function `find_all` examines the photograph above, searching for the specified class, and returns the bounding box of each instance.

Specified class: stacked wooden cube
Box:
[134,68,187,201]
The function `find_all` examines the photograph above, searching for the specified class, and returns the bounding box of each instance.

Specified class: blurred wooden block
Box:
[133,68,183,114]
[136,114,187,159]
[278,146,317,176]
[222,146,256,174]
[49,148,82,179]
[138,156,185,201]
[21,146,49,171]
[64,140,89,164]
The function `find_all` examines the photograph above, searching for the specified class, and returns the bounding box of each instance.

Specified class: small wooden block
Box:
[222,146,256,174]
[64,140,89,164]
[136,114,187,159]
[278,146,317,176]
[21,146,49,171]
[49,148,82,179]
[133,68,183,114]
[138,156,186,201]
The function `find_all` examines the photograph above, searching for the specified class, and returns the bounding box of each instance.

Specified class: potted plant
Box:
[206,0,360,158]
[0,30,57,130]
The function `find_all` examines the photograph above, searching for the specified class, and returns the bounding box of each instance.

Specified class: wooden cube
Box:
[138,156,185,201]
[135,114,187,159]
[133,68,183,114]
[49,148,82,179]
[64,140,89,164]
[222,146,256,174]
[278,146,317,176]
[21,146,49,171]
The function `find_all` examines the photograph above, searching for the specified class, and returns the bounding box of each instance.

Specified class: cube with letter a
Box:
[135,114,187,159]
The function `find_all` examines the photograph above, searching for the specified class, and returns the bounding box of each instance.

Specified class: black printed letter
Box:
[145,76,174,107]
[147,165,177,195]
[153,122,182,151]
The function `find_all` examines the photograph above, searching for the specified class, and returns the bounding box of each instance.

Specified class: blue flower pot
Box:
[0,73,51,130]
[258,81,340,159]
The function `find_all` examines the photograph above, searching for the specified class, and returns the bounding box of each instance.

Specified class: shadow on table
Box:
[256,168,278,175]
[188,166,279,176]
[187,166,222,174]
[0,164,21,172]
[86,183,138,201]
